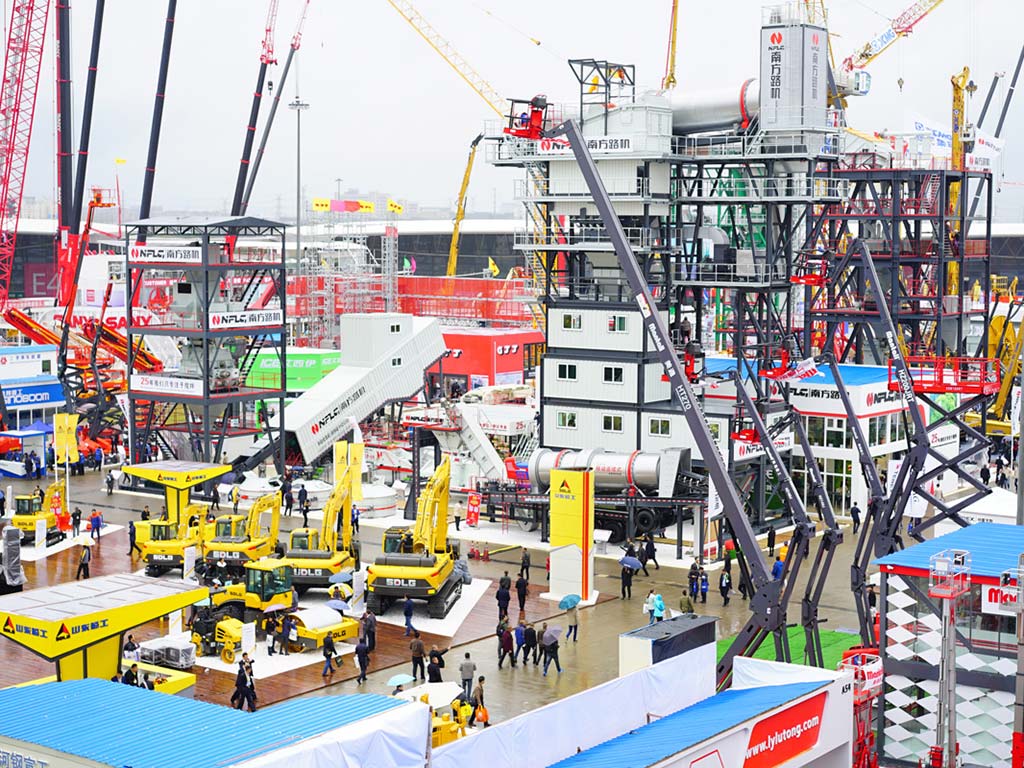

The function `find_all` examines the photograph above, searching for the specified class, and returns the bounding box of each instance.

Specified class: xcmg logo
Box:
[770,32,783,45]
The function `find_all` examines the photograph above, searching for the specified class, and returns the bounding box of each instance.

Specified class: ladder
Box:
[237,336,268,385]
[921,173,941,215]
[513,432,539,461]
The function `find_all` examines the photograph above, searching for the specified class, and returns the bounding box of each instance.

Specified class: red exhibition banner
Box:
[466,492,481,526]
[744,692,827,768]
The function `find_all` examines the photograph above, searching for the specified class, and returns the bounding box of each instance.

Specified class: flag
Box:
[54,413,80,464]
[487,257,500,277]
[387,199,404,215]
[776,358,821,381]
[311,197,331,212]
[114,157,127,166]
[357,200,375,213]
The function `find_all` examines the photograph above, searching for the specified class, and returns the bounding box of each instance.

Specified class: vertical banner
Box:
[349,443,364,502]
[1012,387,1021,438]
[34,519,47,551]
[53,413,80,464]
[466,492,481,527]
[168,610,183,636]
[549,469,596,600]
[182,546,197,584]
[241,622,257,655]
[333,441,349,484]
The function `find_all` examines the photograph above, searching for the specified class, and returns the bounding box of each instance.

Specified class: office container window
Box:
[602,415,623,432]
[562,314,582,330]
[603,366,624,383]
[556,411,577,429]
[557,363,578,381]
[607,315,627,332]
[649,418,671,436]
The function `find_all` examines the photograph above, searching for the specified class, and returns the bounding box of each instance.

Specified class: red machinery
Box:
[839,648,883,768]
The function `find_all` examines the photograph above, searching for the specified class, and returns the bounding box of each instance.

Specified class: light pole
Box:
[289,95,310,260]
[335,177,343,200]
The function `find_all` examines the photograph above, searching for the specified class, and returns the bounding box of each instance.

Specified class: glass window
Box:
[562,313,582,330]
[869,417,878,446]
[557,411,577,429]
[603,366,624,383]
[807,416,824,446]
[890,415,899,443]
[607,315,627,332]
[391,357,402,367]
[877,415,888,445]
[825,417,846,449]
[557,363,577,381]
[41,360,51,373]
[602,414,623,432]
[649,418,671,436]
[389,323,401,333]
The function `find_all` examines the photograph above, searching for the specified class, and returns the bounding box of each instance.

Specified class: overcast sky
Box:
[19,0,1024,220]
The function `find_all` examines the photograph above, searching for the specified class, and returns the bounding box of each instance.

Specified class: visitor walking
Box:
[71,507,82,537]
[459,653,476,699]
[496,585,511,621]
[767,526,776,557]
[565,604,579,642]
[467,676,488,728]
[89,509,102,540]
[620,565,633,599]
[403,595,416,636]
[355,638,370,684]
[361,609,377,651]
[524,623,539,665]
[850,503,862,534]
[515,574,528,612]
[75,544,91,579]
[644,589,656,625]
[321,633,337,677]
[720,571,732,605]
[105,471,114,495]
[520,548,531,579]
[410,631,426,680]
[644,534,659,570]
[128,521,141,557]
[699,569,709,604]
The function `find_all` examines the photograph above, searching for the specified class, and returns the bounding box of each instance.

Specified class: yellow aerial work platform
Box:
[122,461,232,523]
[0,574,207,683]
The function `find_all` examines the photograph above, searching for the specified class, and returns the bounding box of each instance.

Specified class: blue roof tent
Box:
[876,521,1024,580]
[550,681,825,768]
[0,679,407,768]
[703,357,890,388]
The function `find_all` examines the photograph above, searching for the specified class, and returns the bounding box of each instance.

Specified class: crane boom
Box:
[231,0,279,217]
[841,0,946,72]
[240,0,310,215]
[661,0,679,90]
[447,134,483,277]
[0,0,51,309]
[386,0,505,118]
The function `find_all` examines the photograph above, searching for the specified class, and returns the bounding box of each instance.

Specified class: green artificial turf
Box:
[716,626,862,670]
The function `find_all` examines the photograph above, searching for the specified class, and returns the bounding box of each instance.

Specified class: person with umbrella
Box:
[265,615,277,655]
[542,625,563,676]
[620,564,634,600]
[321,633,337,678]
[388,673,414,696]
[565,603,579,642]
[515,573,529,613]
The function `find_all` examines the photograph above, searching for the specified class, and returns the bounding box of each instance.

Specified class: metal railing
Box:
[674,260,784,285]
[514,176,650,200]
[678,175,847,201]
[672,130,841,160]
[513,226,653,250]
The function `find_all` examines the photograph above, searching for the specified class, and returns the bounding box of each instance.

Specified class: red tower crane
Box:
[0,0,52,310]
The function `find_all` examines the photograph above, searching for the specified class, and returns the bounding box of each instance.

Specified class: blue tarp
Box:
[875,521,1024,579]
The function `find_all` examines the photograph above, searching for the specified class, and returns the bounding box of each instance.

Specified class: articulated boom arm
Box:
[447,133,484,277]
[548,119,772,687]
[247,491,281,542]
[413,457,451,555]
[733,372,835,667]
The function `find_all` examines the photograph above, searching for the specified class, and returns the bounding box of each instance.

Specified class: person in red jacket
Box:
[498,626,516,669]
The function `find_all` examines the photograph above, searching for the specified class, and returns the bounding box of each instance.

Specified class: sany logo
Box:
[558,479,572,493]
[770,31,783,45]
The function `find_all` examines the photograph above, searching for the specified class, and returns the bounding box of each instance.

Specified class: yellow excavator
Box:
[142,503,214,577]
[11,484,67,546]
[267,442,362,593]
[446,133,484,277]
[366,456,463,619]
[202,492,283,577]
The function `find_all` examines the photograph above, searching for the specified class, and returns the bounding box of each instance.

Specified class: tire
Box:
[603,519,627,544]
[221,643,236,664]
[365,591,382,614]
[217,602,244,622]
[635,509,657,533]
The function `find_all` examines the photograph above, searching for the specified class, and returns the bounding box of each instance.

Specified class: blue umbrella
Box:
[619,556,643,570]
[559,594,581,610]
[326,599,351,612]
[388,673,415,687]
[329,571,353,584]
